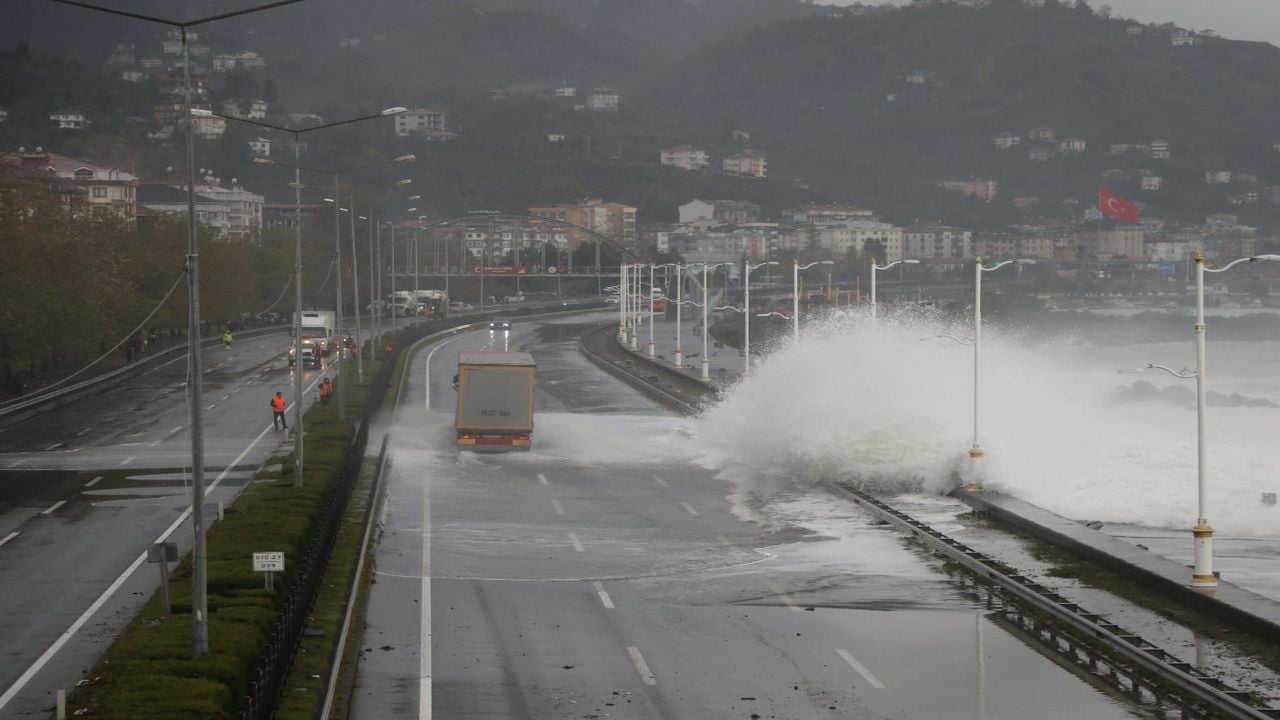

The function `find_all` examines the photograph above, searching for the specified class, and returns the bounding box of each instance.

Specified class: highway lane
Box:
[0,329,329,717]
[351,313,1144,719]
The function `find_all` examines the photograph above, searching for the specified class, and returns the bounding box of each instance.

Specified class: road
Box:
[350,312,1144,719]
[0,329,324,717]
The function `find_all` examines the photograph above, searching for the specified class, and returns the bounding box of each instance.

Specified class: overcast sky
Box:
[858,1,1280,47]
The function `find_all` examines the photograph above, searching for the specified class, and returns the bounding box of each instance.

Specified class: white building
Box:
[212,55,237,72]
[249,138,271,157]
[902,226,973,259]
[1205,171,1232,185]
[121,70,144,82]
[994,132,1021,149]
[50,111,88,130]
[660,145,709,171]
[587,87,619,112]
[395,108,448,136]
[554,84,577,98]
[1141,175,1162,191]
[814,221,904,262]
[722,149,767,178]
[192,114,226,139]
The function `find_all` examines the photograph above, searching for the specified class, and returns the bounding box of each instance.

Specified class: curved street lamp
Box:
[794,260,835,345]
[1119,253,1279,588]
[743,261,779,374]
[967,257,1036,489]
[870,258,920,326]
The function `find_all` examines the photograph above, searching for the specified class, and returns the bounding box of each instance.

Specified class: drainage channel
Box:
[830,483,1280,720]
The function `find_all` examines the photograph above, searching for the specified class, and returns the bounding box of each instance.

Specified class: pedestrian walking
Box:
[223,329,234,350]
[319,377,332,405]
[270,391,288,430]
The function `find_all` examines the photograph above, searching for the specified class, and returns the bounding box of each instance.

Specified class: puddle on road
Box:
[0,467,253,512]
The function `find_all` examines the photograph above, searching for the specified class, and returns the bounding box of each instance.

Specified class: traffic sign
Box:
[253,551,285,572]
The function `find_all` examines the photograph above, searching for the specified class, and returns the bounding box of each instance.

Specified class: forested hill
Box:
[8,0,1280,226]
[650,0,1280,223]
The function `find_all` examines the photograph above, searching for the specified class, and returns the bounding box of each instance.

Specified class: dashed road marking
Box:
[84,476,103,488]
[221,394,230,401]
[0,531,20,548]
[118,456,134,467]
[537,473,548,486]
[680,502,699,517]
[148,440,161,448]
[40,500,67,515]
[837,649,886,689]
[652,474,669,488]
[169,426,183,435]
[568,533,584,552]
[593,581,614,609]
[76,429,91,437]
[44,443,63,451]
[9,458,29,468]
[550,499,565,515]
[627,647,657,686]
[206,404,218,410]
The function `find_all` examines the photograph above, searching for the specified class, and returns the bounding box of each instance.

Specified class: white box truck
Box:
[454,351,536,451]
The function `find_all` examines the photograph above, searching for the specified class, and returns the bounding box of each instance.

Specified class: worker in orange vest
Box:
[319,377,332,405]
[270,392,288,430]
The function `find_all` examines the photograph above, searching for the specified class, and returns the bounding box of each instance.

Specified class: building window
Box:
[93,187,108,198]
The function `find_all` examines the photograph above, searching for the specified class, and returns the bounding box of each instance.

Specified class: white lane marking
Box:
[537,473,548,486]
[148,439,161,448]
[837,649,886,689]
[767,581,802,612]
[64,448,80,454]
[420,452,433,720]
[85,476,103,488]
[40,500,67,515]
[568,533,584,552]
[0,531,20,548]
[593,581,614,609]
[550,499,565,515]
[221,394,230,401]
[652,474,668,488]
[77,429,90,437]
[680,501,699,517]
[118,456,135,467]
[627,647,657,686]
[206,404,217,410]
[9,458,28,468]
[169,426,183,435]
[423,331,467,410]
[0,410,283,713]
[45,443,63,451]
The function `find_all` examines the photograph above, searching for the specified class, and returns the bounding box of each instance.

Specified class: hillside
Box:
[7,0,1280,228]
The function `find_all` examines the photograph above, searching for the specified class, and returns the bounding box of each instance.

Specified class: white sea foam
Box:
[693,309,1280,537]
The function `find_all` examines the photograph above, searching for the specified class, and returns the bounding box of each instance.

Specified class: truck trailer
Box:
[454,351,536,451]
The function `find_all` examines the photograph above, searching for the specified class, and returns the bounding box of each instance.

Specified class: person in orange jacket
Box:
[270,392,288,430]
[319,378,332,405]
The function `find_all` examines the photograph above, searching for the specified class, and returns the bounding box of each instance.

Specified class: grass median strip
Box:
[67,356,384,719]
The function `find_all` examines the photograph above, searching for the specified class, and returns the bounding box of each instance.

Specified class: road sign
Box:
[1158,260,1176,278]
[253,551,285,572]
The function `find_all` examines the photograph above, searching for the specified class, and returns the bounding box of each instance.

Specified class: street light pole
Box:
[674,263,684,368]
[793,260,834,345]
[702,262,710,380]
[330,179,345,419]
[967,257,1035,489]
[870,259,920,326]
[368,212,376,361]
[648,263,656,358]
[351,210,363,381]
[290,140,304,487]
[744,261,778,375]
[50,0,309,661]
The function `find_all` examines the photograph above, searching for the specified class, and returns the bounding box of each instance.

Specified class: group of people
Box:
[270,376,336,431]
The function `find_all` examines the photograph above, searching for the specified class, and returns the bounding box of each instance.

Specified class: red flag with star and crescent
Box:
[1099,187,1141,224]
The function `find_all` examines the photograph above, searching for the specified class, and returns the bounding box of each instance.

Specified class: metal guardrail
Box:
[827,483,1279,720]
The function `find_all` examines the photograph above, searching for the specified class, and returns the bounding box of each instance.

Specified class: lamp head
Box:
[395,178,412,186]
[394,154,416,162]
[904,259,921,264]
[252,158,273,165]
[382,107,409,115]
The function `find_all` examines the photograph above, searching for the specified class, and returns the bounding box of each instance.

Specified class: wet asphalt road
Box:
[351,313,1143,720]
[0,330,326,717]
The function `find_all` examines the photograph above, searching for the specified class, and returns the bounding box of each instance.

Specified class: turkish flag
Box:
[1099,187,1140,224]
